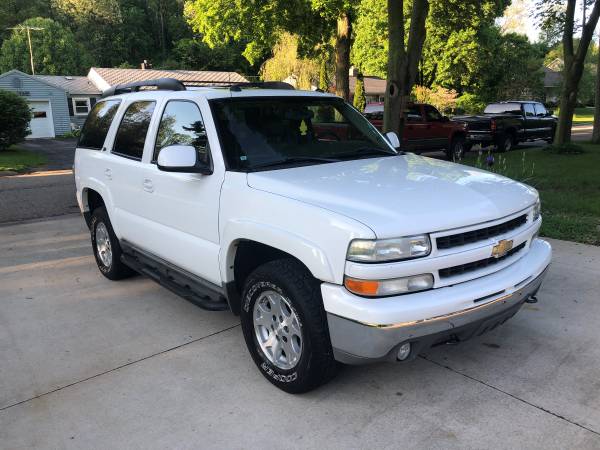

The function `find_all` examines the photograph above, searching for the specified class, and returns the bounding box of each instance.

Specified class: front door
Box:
[138,99,224,285]
[403,105,429,151]
[534,103,554,139]
[522,103,538,139]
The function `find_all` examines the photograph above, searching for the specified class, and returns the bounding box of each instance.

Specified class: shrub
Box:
[0,90,31,151]
[412,85,457,114]
[456,93,486,115]
[543,143,585,154]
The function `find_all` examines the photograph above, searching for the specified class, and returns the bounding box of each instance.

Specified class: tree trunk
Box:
[384,0,405,134]
[592,30,600,143]
[384,0,429,136]
[335,13,352,101]
[555,0,600,144]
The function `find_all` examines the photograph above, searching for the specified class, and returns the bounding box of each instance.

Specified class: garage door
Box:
[27,101,55,138]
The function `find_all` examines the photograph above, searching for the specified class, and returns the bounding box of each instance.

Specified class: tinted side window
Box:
[523,104,535,117]
[154,101,209,163]
[406,105,423,122]
[424,105,443,121]
[112,101,156,160]
[534,103,547,116]
[78,100,121,150]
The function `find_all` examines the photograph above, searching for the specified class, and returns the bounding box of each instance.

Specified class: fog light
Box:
[397,343,411,361]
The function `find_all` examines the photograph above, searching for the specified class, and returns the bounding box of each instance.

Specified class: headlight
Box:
[533,199,541,221]
[347,235,431,263]
[345,274,434,297]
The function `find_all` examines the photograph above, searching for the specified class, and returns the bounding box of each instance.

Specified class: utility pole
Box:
[6,26,44,75]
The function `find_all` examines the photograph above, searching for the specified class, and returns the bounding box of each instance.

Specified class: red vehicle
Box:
[363,102,469,160]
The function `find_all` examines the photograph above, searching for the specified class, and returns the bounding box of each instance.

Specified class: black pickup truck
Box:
[455,101,557,152]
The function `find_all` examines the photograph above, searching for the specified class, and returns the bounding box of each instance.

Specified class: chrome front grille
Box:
[438,242,526,279]
[436,214,527,250]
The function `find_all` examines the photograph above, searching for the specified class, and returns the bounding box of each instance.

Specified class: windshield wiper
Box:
[249,156,340,171]
[335,146,400,159]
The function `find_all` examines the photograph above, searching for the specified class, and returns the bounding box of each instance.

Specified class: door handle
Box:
[104,168,112,180]
[143,178,154,193]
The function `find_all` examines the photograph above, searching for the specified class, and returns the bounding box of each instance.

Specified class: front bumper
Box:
[323,238,551,364]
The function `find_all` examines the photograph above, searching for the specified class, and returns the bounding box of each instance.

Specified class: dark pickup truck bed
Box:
[455,101,557,152]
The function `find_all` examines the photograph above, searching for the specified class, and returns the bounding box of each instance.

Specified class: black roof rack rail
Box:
[102,78,296,98]
[229,81,295,91]
[102,78,186,98]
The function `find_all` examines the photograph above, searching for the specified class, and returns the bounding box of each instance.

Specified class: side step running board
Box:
[120,242,229,312]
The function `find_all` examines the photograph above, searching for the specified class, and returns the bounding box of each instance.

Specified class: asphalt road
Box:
[0,215,599,448]
[0,139,77,224]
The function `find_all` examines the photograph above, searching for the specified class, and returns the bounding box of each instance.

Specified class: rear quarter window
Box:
[78,100,121,150]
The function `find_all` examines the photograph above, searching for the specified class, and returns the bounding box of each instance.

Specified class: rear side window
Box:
[112,101,156,160]
[153,100,209,164]
[78,100,121,150]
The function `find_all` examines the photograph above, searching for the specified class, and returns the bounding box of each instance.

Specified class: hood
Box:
[247,154,538,238]
[453,114,514,122]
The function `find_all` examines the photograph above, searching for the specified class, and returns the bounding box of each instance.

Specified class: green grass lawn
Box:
[572,107,594,124]
[462,143,600,245]
[0,147,47,172]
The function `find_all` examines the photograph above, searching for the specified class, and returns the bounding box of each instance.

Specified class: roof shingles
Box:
[91,67,247,89]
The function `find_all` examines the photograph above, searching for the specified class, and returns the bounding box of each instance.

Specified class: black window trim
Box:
[151,99,212,164]
[111,99,157,161]
[77,99,122,151]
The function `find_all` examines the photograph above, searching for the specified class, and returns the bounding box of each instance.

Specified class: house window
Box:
[72,97,91,116]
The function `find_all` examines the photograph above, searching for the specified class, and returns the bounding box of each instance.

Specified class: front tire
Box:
[90,206,134,280]
[240,259,338,393]
[446,136,466,161]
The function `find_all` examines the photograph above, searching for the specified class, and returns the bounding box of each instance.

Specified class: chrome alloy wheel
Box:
[95,222,112,268]
[253,290,303,370]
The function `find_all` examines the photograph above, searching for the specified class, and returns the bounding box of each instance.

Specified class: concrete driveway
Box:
[1,215,599,449]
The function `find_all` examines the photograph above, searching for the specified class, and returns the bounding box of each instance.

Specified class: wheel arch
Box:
[221,228,336,315]
[81,187,107,228]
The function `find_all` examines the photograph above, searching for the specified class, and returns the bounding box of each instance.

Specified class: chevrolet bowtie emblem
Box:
[491,239,513,258]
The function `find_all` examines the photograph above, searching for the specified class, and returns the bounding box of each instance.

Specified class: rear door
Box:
[137,99,224,285]
[107,99,158,246]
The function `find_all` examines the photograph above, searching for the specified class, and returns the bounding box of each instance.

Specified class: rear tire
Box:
[240,259,338,393]
[90,206,135,280]
[496,132,514,152]
[446,136,466,161]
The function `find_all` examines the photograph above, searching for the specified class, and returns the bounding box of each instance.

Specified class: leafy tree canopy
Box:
[0,17,91,74]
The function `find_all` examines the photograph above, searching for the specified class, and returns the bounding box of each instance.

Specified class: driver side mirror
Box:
[547,110,554,116]
[157,145,213,175]
[385,131,400,149]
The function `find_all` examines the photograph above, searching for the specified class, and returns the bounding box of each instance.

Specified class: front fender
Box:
[220,219,334,284]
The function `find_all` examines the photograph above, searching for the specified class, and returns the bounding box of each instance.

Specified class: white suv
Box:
[74,79,551,393]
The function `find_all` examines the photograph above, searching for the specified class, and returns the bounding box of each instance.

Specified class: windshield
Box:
[484,103,522,114]
[210,96,395,171]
